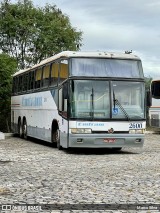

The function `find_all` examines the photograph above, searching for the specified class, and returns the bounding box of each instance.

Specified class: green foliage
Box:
[0,53,17,132]
[0,0,82,132]
[144,75,152,91]
[0,0,83,69]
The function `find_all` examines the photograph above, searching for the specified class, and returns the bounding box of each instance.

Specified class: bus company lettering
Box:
[77,122,104,127]
[22,97,42,107]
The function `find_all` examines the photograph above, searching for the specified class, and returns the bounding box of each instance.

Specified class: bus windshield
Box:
[71,58,143,78]
[70,80,145,120]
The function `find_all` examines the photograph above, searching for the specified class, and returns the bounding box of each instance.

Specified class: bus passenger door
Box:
[58,82,69,148]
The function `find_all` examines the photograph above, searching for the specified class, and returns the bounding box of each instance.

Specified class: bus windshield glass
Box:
[70,80,145,120]
[112,81,145,120]
[71,58,143,78]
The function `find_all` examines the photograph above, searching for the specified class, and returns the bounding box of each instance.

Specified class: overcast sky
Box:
[11,0,160,77]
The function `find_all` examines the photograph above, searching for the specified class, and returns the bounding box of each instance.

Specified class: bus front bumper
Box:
[68,133,144,148]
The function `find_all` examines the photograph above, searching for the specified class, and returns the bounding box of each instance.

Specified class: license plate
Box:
[104,138,115,143]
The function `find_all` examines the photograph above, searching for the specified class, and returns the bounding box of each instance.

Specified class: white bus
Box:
[11,51,146,150]
[148,79,160,128]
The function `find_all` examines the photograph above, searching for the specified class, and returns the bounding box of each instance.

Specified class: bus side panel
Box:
[149,109,160,128]
[11,91,60,142]
[149,98,160,128]
[59,118,69,148]
[27,126,50,142]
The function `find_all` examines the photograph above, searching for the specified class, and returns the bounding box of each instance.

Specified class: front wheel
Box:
[52,129,62,150]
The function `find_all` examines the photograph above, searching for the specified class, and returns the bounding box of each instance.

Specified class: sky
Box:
[10,0,160,77]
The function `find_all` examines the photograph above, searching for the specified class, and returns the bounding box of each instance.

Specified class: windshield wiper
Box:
[113,90,116,109]
[113,90,130,121]
[90,88,94,119]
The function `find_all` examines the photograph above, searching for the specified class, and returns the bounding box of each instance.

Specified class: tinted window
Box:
[50,62,59,86]
[42,65,50,88]
[23,73,28,91]
[35,68,42,89]
[71,58,143,78]
[59,60,68,83]
[18,75,23,92]
[28,71,34,90]
[151,81,160,99]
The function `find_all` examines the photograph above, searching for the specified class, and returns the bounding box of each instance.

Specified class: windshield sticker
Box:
[77,122,105,127]
[112,108,118,115]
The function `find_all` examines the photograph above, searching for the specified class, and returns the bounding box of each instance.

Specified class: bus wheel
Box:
[56,130,62,150]
[53,129,62,150]
[23,119,27,140]
[18,120,23,138]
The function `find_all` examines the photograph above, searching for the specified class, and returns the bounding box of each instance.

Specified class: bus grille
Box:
[151,114,159,127]
[92,131,129,134]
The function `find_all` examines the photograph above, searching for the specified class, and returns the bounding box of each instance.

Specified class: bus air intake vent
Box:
[151,114,159,127]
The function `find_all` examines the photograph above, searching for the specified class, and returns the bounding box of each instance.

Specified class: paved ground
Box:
[0,133,160,213]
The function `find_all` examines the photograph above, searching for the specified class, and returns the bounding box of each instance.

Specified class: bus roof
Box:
[13,51,141,77]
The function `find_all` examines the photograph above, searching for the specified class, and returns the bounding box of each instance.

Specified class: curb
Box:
[145,131,160,134]
[145,131,154,134]
[5,133,14,138]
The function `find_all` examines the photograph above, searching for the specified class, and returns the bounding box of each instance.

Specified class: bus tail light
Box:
[71,128,92,134]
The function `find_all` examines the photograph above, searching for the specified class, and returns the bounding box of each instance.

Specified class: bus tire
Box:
[18,119,23,138]
[52,120,62,150]
[56,130,62,150]
[55,130,62,150]
[23,119,27,140]
[52,129,62,150]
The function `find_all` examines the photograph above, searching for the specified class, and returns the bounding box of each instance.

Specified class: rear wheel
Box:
[18,120,23,138]
[23,119,27,139]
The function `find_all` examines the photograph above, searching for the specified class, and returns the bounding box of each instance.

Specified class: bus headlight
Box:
[129,129,145,134]
[71,128,92,134]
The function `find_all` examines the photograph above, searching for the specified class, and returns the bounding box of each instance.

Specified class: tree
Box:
[145,75,152,91]
[0,0,83,69]
[0,53,17,132]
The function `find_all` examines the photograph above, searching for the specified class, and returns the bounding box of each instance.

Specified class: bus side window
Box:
[50,62,58,86]
[23,73,28,91]
[18,75,23,93]
[59,60,68,84]
[35,68,42,89]
[28,71,34,90]
[59,82,68,118]
[151,81,160,98]
[15,77,18,93]
[42,65,50,88]
[12,77,16,94]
